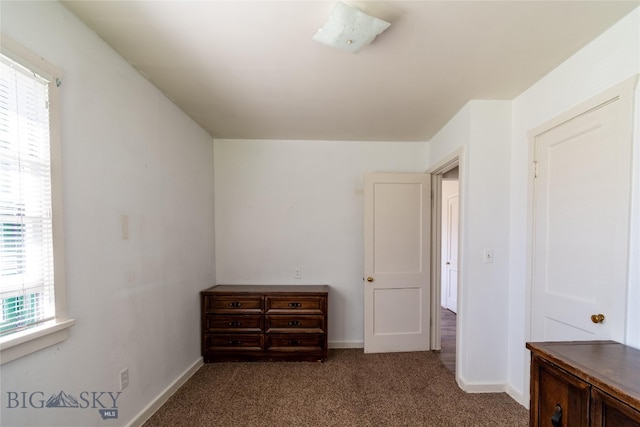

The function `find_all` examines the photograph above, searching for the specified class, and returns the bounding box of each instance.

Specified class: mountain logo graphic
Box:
[45,391,80,408]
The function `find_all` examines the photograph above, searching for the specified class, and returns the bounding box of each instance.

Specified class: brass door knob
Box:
[591,313,605,324]
[366,277,374,282]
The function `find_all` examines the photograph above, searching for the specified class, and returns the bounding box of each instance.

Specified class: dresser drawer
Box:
[591,387,640,426]
[266,334,325,352]
[534,355,590,427]
[203,295,263,314]
[204,333,263,351]
[265,296,325,314]
[203,315,263,333]
[265,315,325,333]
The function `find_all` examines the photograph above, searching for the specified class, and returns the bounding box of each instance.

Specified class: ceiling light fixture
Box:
[312,2,391,53]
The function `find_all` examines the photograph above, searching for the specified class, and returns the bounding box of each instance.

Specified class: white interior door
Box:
[364,173,430,353]
[530,80,635,342]
[442,180,459,313]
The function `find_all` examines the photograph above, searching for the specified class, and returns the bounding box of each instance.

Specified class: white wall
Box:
[2,2,637,424]
[508,7,640,405]
[427,101,512,391]
[214,139,428,346]
[0,2,215,426]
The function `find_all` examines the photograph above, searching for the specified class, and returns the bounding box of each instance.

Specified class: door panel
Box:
[373,287,423,334]
[443,182,459,313]
[373,183,423,274]
[530,84,634,341]
[364,173,430,353]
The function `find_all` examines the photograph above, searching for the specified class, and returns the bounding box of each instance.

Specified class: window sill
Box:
[0,318,75,365]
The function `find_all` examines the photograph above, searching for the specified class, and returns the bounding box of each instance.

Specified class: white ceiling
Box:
[61,1,639,142]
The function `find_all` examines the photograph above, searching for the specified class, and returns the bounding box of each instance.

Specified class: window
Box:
[0,36,73,364]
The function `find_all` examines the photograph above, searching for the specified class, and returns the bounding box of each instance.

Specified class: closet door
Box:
[529,77,636,342]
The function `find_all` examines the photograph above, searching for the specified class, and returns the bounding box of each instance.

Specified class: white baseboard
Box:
[329,340,363,349]
[457,377,527,410]
[506,383,528,408]
[457,376,507,394]
[127,357,204,427]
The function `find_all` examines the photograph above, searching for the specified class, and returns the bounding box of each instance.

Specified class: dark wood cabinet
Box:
[527,341,640,427]
[201,285,328,362]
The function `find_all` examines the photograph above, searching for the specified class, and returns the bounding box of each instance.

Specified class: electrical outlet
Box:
[119,368,129,390]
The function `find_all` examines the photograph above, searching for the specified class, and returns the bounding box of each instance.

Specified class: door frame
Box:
[428,149,464,359]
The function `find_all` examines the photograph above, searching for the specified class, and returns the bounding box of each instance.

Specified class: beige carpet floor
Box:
[143,349,528,427]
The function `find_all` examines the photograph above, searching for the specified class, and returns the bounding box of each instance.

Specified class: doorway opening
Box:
[429,156,460,375]
[439,166,458,372]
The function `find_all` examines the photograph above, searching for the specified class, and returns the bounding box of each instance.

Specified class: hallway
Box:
[437,308,456,373]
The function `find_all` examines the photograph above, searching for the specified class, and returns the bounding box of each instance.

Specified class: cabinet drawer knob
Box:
[590,313,605,324]
[288,340,301,346]
[229,340,242,345]
[228,321,242,327]
[288,320,301,326]
[288,302,302,307]
[551,403,562,427]
[228,302,242,307]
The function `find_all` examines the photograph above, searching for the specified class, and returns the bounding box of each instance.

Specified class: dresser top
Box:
[527,340,640,409]
[202,284,329,294]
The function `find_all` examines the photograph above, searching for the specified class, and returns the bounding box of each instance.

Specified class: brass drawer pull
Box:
[288,340,301,346]
[228,301,242,307]
[288,320,301,326]
[288,302,302,307]
[228,321,242,327]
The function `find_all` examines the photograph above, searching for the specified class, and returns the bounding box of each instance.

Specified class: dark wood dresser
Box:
[201,285,328,362]
[527,341,640,427]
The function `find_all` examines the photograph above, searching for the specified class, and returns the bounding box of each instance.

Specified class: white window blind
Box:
[0,53,55,336]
